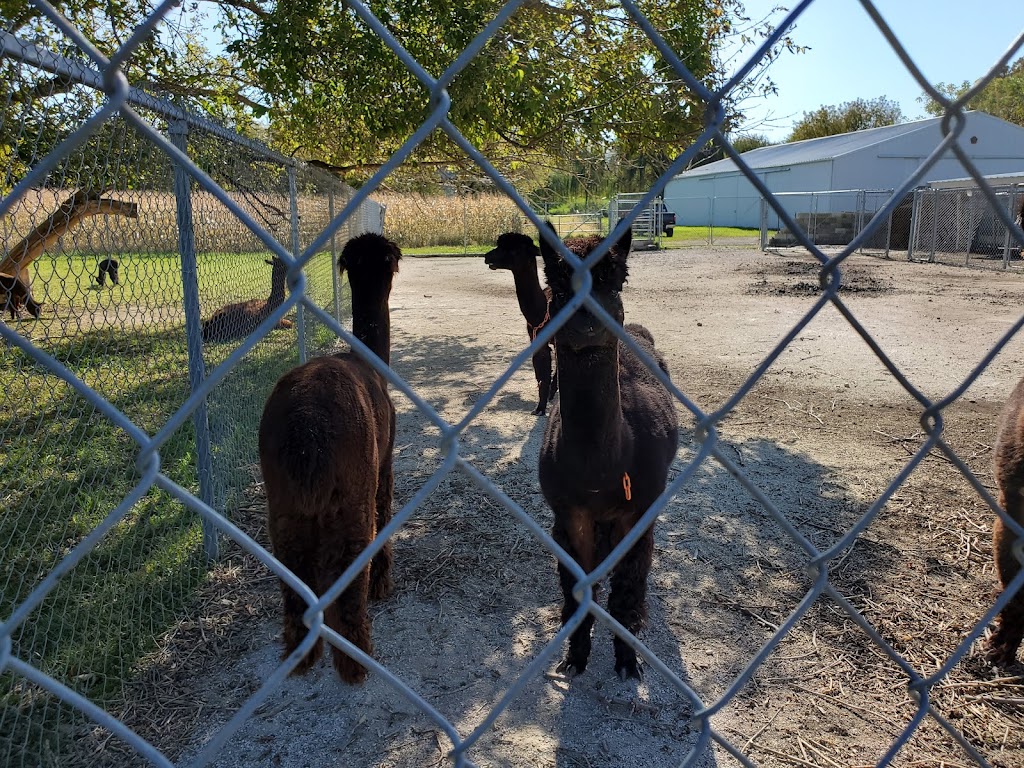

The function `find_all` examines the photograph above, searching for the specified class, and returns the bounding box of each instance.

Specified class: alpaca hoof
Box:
[334,655,368,685]
[616,660,643,682]
[556,657,586,677]
[531,405,546,416]
[983,634,1021,668]
[370,575,393,600]
[284,644,321,676]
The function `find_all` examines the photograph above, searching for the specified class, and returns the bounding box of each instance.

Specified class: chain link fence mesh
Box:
[2,1,1024,767]
[908,183,1024,269]
[760,190,897,254]
[0,21,382,766]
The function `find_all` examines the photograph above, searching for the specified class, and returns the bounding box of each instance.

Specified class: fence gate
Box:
[609,193,664,249]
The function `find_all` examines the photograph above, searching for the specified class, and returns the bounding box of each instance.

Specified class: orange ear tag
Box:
[622,472,632,502]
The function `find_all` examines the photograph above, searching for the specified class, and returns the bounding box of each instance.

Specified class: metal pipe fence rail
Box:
[1,2,1023,768]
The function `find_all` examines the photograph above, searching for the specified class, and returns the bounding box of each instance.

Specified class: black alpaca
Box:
[258,233,401,684]
[537,223,679,680]
[987,376,1024,666]
[96,258,119,287]
[485,232,558,414]
[1,272,42,320]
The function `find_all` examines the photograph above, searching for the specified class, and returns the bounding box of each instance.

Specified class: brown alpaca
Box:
[202,257,294,342]
[1,272,42,320]
[258,232,401,684]
[538,223,679,680]
[987,376,1024,666]
[485,232,558,415]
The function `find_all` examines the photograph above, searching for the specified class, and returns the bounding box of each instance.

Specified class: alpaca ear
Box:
[389,241,402,273]
[614,218,632,256]
[537,221,560,265]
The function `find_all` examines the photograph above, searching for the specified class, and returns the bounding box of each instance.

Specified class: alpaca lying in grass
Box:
[537,222,679,680]
[202,257,293,342]
[258,233,401,683]
[485,232,558,414]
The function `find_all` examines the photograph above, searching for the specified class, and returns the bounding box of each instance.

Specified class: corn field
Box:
[377,192,524,248]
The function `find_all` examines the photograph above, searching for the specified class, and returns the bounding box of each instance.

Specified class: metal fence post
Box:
[929,189,939,263]
[288,165,306,364]
[907,188,920,260]
[884,198,893,260]
[965,191,975,267]
[1003,188,1017,269]
[708,194,715,244]
[169,119,218,562]
[759,197,768,250]
[855,190,865,254]
[330,187,342,322]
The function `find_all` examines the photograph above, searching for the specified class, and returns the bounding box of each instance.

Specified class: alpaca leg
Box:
[531,346,553,415]
[320,536,374,684]
[607,518,654,681]
[370,442,394,600]
[987,488,1024,666]
[268,510,323,674]
[552,509,597,675]
[317,485,376,685]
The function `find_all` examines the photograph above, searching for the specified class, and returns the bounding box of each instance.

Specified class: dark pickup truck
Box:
[653,201,676,237]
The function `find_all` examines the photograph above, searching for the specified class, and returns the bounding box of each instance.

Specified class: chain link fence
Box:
[907,182,1024,269]
[760,189,897,255]
[2,2,1024,768]
[0,22,382,767]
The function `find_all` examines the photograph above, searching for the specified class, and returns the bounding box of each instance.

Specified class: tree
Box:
[730,133,774,153]
[787,96,904,142]
[1,1,806,195]
[921,57,1024,128]
[223,0,802,190]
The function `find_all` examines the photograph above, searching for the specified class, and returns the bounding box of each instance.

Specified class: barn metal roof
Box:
[677,114,960,178]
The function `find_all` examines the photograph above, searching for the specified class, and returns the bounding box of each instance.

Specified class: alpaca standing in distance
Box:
[987,376,1024,666]
[484,232,558,414]
[537,223,679,680]
[202,257,293,342]
[96,258,119,287]
[258,232,401,684]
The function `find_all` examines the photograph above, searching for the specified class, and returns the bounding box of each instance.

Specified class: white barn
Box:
[664,111,1024,229]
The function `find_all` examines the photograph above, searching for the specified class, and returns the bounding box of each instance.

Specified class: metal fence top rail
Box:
[0,31,298,169]
[767,189,895,196]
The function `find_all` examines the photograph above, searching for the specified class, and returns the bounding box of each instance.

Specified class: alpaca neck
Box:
[556,344,630,477]
[351,296,391,366]
[267,263,287,309]
[268,280,286,309]
[510,263,548,327]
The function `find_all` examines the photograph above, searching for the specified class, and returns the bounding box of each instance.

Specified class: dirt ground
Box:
[95,246,1024,768]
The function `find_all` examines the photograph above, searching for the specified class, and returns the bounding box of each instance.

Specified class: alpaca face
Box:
[484,232,537,272]
[539,224,630,351]
[339,233,402,299]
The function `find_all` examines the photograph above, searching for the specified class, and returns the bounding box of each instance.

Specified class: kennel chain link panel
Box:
[2,1,1024,767]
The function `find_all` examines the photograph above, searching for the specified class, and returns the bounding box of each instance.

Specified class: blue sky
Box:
[730,0,1024,141]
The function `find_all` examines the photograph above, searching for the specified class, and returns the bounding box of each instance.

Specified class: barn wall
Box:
[665,162,832,229]
[664,112,1024,231]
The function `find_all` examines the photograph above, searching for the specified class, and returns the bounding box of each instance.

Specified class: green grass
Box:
[661,225,768,243]
[0,249,345,766]
[400,243,495,256]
